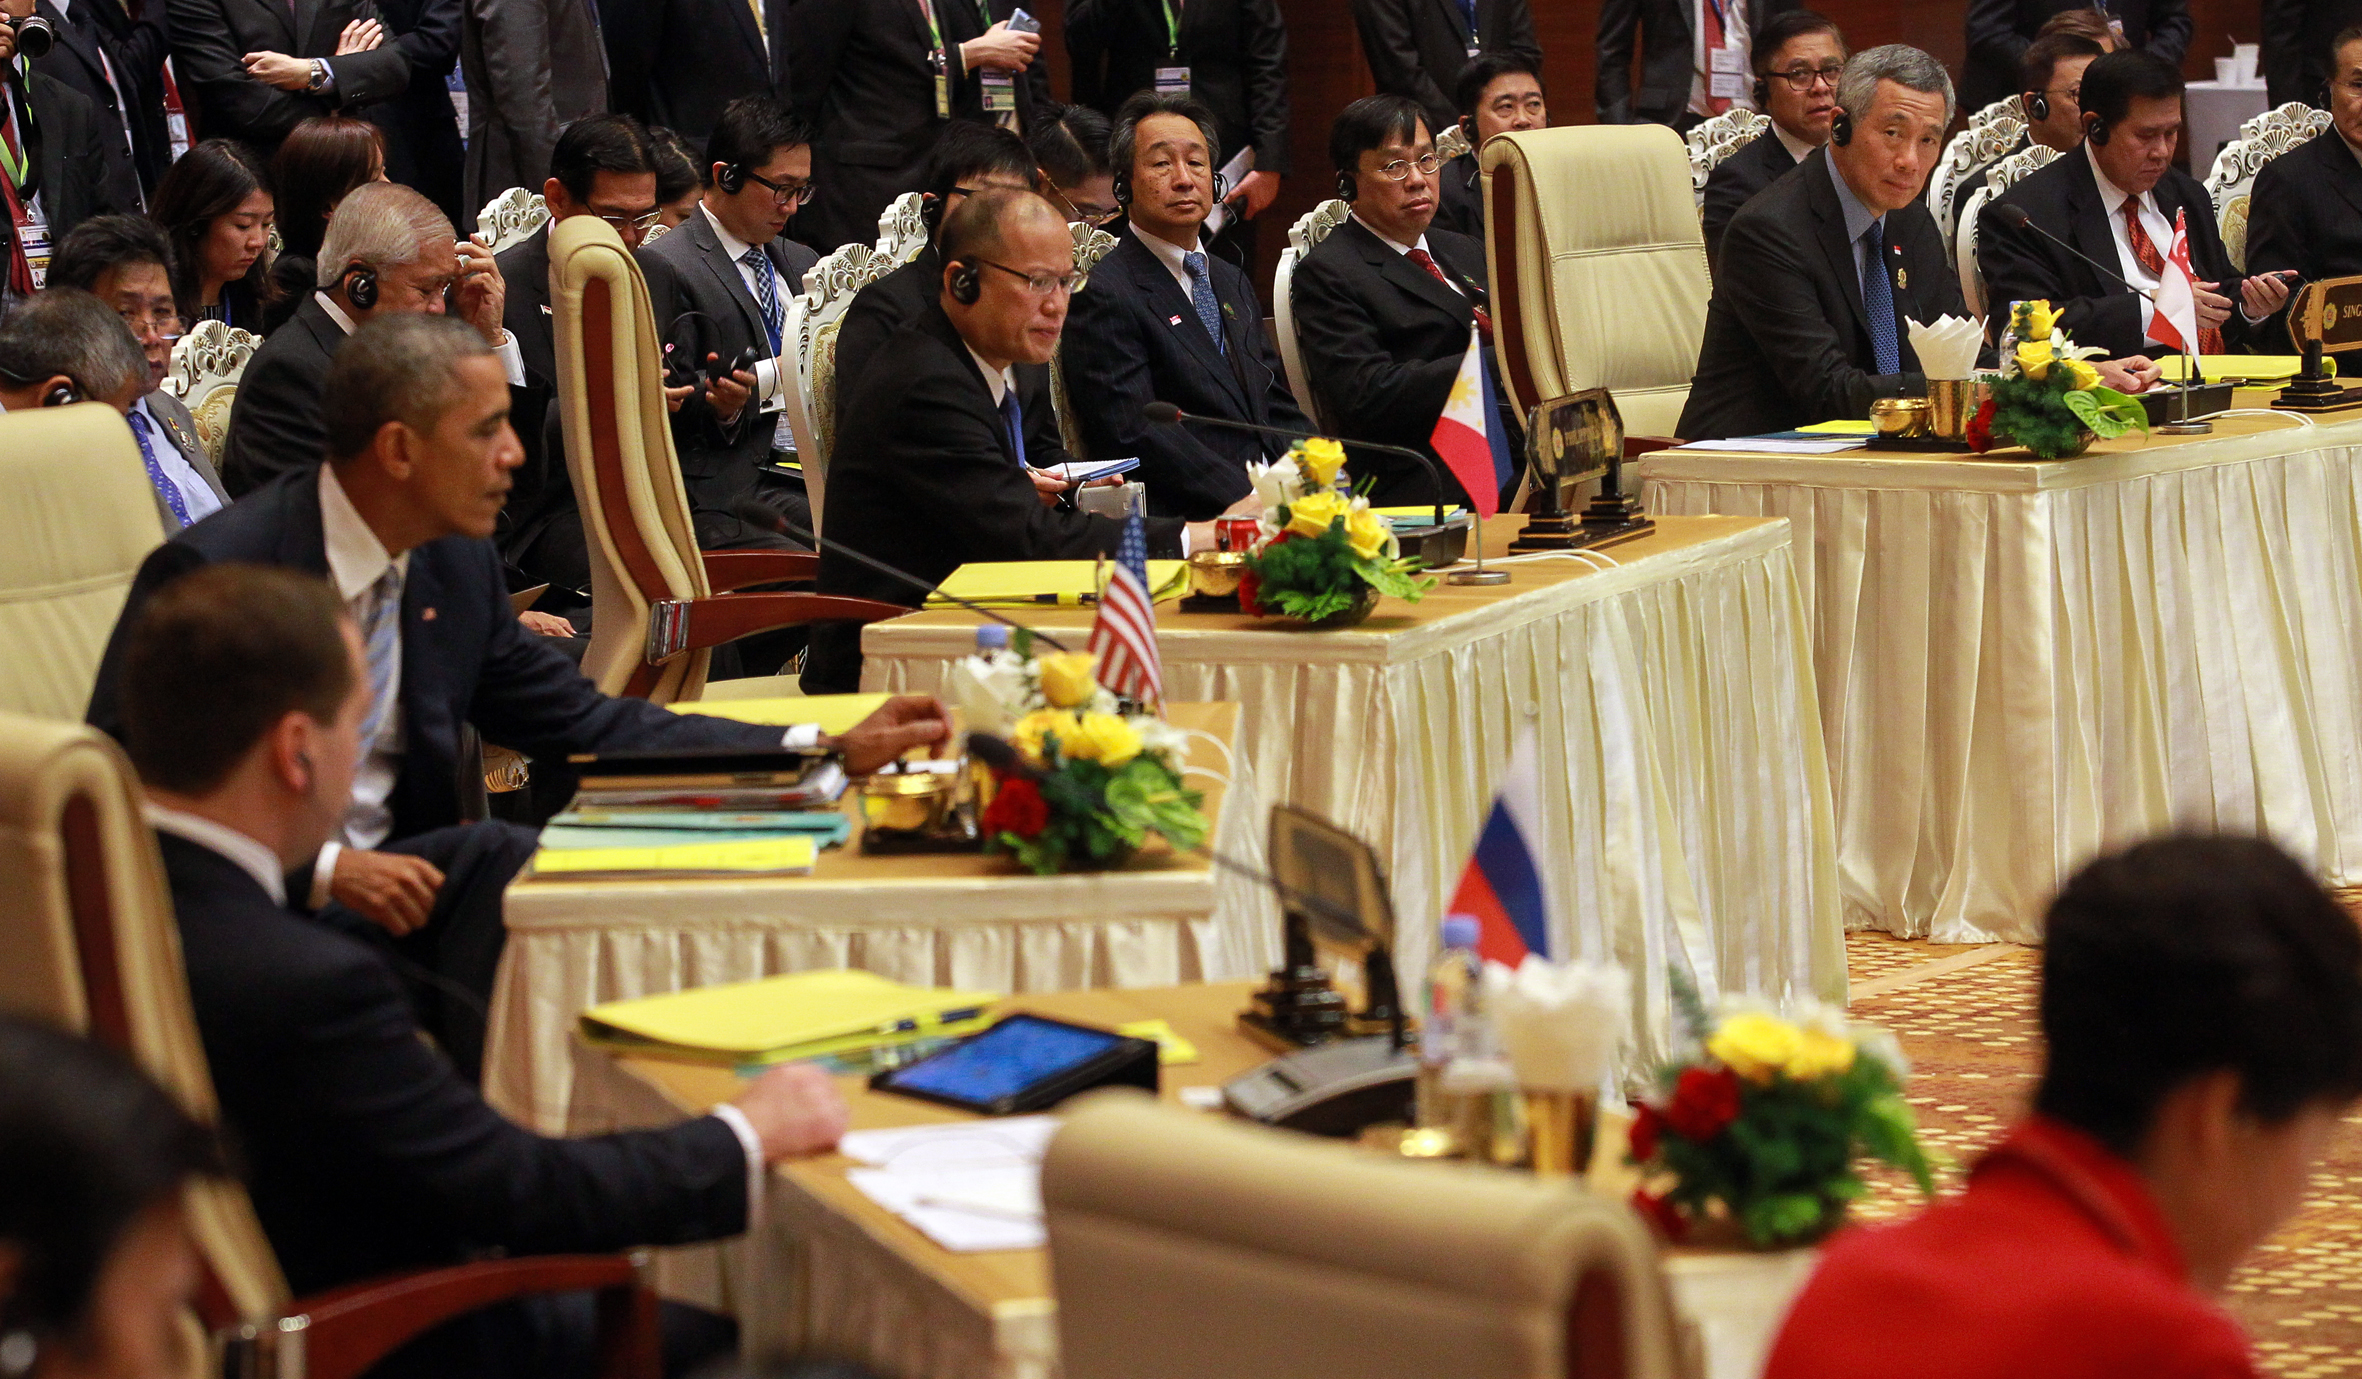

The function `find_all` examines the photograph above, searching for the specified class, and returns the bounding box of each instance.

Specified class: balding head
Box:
[938,189,1076,371]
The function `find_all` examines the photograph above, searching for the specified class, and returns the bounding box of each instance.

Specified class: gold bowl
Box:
[862,770,957,833]
[1187,550,1248,599]
[1870,397,1931,438]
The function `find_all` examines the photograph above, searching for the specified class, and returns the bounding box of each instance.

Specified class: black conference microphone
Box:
[729,499,1074,651]
[1141,401,1454,528]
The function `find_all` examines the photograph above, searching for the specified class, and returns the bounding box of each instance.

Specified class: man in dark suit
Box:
[1351,0,1539,135]
[94,315,953,1078]
[0,15,118,309]
[1067,0,1290,260]
[28,0,163,212]
[2250,26,2362,366]
[221,180,524,496]
[358,0,464,224]
[1982,50,2290,362]
[161,0,410,152]
[637,97,821,551]
[115,560,857,1378]
[459,0,609,216]
[2267,0,2362,107]
[599,0,785,154]
[1061,93,1309,520]
[810,189,1211,692]
[1292,95,1518,511]
[1701,10,1844,268]
[1433,51,1547,239]
[1963,0,2189,113]
[1596,0,1800,129]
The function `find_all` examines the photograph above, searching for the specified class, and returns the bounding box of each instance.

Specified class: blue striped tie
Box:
[358,566,403,750]
[1183,251,1226,356]
[742,246,784,355]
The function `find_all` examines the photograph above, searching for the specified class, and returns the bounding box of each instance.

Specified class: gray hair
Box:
[1836,44,1957,130]
[316,181,453,289]
[321,313,490,462]
[0,288,150,402]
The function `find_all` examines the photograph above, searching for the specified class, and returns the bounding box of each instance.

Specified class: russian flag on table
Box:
[1446,734,1551,966]
[1427,327,1516,519]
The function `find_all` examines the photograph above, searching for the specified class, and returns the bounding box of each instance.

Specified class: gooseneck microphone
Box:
[1989,203,2156,302]
[729,500,1073,650]
[1142,402,1455,527]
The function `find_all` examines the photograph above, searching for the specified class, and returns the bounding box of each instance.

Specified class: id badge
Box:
[1708,46,1746,100]
[1155,64,1190,94]
[1465,43,1480,59]
[982,70,1016,112]
[16,207,50,291]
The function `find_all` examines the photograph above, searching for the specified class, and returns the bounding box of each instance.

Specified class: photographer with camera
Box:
[0,0,119,313]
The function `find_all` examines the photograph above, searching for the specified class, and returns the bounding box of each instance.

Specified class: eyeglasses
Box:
[1050,186,1123,227]
[1373,152,1442,181]
[116,306,184,341]
[595,207,665,233]
[740,169,816,207]
[975,258,1084,296]
[1769,63,1846,91]
[2044,84,2081,104]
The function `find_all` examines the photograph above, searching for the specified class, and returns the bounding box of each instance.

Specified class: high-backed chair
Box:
[0,712,664,1379]
[476,186,552,254]
[875,191,933,266]
[1053,221,1124,458]
[0,405,164,722]
[1435,121,1473,163]
[1682,109,1768,204]
[787,240,906,533]
[164,319,260,465]
[1274,199,1353,427]
[546,215,910,702]
[1926,98,2026,254]
[1046,1093,1695,1379]
[2206,102,2333,272]
[1960,141,2064,322]
[1483,125,1708,442]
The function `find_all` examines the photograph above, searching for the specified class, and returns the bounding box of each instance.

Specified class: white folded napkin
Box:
[1482,955,1631,1093]
[1905,315,1984,381]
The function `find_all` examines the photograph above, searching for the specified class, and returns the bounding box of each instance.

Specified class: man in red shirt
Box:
[1766,835,2362,1379]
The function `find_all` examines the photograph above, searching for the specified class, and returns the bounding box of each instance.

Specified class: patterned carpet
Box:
[1843,932,2362,1377]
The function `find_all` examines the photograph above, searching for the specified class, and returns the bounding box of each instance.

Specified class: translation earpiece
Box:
[342,262,379,310]
[2027,91,2050,122]
[948,261,983,306]
[1830,109,1853,147]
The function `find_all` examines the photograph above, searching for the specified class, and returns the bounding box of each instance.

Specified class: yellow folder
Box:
[926,560,1189,607]
[2158,355,2304,382]
[670,692,892,732]
[580,969,1002,1064]
[531,834,819,878]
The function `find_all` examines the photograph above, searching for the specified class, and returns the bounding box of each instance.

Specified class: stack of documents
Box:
[1672,433,1869,454]
[927,560,1189,608]
[839,1116,1061,1252]
[579,969,999,1066]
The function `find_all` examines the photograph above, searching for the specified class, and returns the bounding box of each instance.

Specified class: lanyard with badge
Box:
[0,69,46,294]
[978,3,1037,114]
[917,0,953,117]
[1154,0,1188,93]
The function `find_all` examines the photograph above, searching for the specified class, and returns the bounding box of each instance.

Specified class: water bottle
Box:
[1416,915,1485,1129]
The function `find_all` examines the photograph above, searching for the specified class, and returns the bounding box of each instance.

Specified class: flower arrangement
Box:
[1236,437,1434,625]
[1968,299,2148,460]
[1627,988,1932,1249]
[956,640,1207,876]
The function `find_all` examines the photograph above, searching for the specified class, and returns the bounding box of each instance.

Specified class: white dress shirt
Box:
[965,343,1016,407]
[1129,221,1214,300]
[2084,144,2173,348]
[1772,123,1819,167]
[699,203,795,451]
[313,465,408,902]
[145,803,288,906]
[1349,213,1464,296]
[315,291,529,387]
[134,393,225,525]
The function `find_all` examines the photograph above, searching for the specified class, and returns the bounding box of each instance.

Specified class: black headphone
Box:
[340,262,378,310]
[947,260,983,305]
[716,162,747,195]
[1830,108,1853,147]
[2084,113,2110,146]
[1112,170,1132,206]
[1335,170,1357,202]
[2027,91,2050,122]
[43,380,78,407]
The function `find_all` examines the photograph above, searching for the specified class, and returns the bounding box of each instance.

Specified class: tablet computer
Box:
[870,1013,1158,1115]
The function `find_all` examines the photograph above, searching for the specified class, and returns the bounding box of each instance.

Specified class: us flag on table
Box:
[1090,508,1164,708]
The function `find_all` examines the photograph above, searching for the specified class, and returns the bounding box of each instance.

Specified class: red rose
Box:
[1237,567,1264,617]
[1965,396,1996,453]
[1628,1102,1662,1163]
[980,776,1049,838]
[1631,1188,1687,1242]
[1663,1065,1742,1141]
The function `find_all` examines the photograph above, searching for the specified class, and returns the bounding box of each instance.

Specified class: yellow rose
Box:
[1060,712,1142,767]
[1343,505,1390,560]
[1707,1013,1804,1085]
[1036,652,1099,708]
[2018,299,2061,341]
[2014,338,2054,380]
[1011,709,1080,762]
[2059,357,2101,391]
[1297,436,1347,489]
[1786,1028,1858,1081]
[1286,490,1350,540]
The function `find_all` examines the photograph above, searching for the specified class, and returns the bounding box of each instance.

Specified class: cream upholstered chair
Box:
[1482,125,1708,442]
[1926,98,2026,254]
[163,319,260,465]
[546,215,910,703]
[1047,1093,1696,1379]
[476,186,552,253]
[0,405,165,721]
[1274,198,1354,427]
[2206,102,2334,272]
[0,712,665,1379]
[1959,141,2064,322]
[1682,108,1768,203]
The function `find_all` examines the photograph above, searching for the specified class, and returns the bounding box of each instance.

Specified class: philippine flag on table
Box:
[1445,733,1552,967]
[1428,327,1514,519]
[2147,206,2205,357]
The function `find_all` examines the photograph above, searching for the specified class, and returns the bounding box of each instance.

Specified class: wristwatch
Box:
[304,59,329,93]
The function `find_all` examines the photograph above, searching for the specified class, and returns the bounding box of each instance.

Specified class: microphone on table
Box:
[1141,401,1455,528]
[729,500,1073,651]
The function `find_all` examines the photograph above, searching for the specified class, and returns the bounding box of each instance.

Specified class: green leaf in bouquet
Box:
[2061,386,2137,439]
[1355,555,1435,601]
[1743,1191,1830,1247]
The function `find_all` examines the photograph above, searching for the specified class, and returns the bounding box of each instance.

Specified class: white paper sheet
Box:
[1672,437,1868,454]
[847,1165,1047,1252]
[837,1116,1061,1170]
[1201,147,1257,239]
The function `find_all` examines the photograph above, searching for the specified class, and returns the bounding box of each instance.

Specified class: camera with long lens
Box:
[3,15,56,58]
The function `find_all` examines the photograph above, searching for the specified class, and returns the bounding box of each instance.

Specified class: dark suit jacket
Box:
[165,0,410,151]
[1060,227,1310,519]
[1964,0,2192,112]
[2265,0,2362,106]
[1678,149,1967,441]
[1980,148,2247,360]
[637,208,820,549]
[12,70,116,247]
[90,469,787,840]
[31,0,147,212]
[2244,128,2362,359]
[1290,216,1500,509]
[1066,0,1291,175]
[1701,127,1801,270]
[358,0,464,224]
[600,0,785,152]
[808,306,1184,691]
[1350,0,1538,132]
[162,832,748,1307]
[1595,0,1796,126]
[460,0,609,216]
[789,0,990,253]
[1433,150,1482,238]
[219,291,340,496]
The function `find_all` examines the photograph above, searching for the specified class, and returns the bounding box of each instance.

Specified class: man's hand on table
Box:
[2097,355,2160,393]
[330,850,444,935]
[827,694,953,773]
[735,1062,851,1161]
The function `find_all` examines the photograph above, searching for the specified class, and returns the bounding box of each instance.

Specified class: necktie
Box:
[741,246,784,356]
[127,410,191,527]
[1407,247,1492,341]
[1860,220,1900,376]
[1182,251,1227,356]
[1697,0,1730,115]
[1455,0,1477,37]
[358,566,403,751]
[0,85,32,297]
[998,388,1028,469]
[2120,198,2224,355]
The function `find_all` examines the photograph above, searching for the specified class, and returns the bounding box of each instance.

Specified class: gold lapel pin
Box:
[1897,267,1909,290]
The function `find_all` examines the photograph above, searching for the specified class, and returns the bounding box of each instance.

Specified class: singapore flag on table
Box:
[2147,206,2205,357]
[1427,327,1513,519]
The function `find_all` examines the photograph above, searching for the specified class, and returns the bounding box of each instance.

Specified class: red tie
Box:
[2121,199,2222,356]
[1698,0,1731,114]
[1407,247,1491,341]
[0,90,32,297]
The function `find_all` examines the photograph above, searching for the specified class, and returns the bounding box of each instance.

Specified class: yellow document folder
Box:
[580,969,1002,1065]
[926,560,1189,607]
[668,692,891,732]
[2158,355,2303,382]
[531,834,818,878]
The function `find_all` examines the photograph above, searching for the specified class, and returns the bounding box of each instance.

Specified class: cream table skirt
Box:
[861,517,1846,1065]
[1640,412,2362,941]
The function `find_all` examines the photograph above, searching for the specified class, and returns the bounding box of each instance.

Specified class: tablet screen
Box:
[886,1017,1123,1105]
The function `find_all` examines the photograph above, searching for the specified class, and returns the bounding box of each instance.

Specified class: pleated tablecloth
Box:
[861,515,1846,1065]
[1640,408,2362,941]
